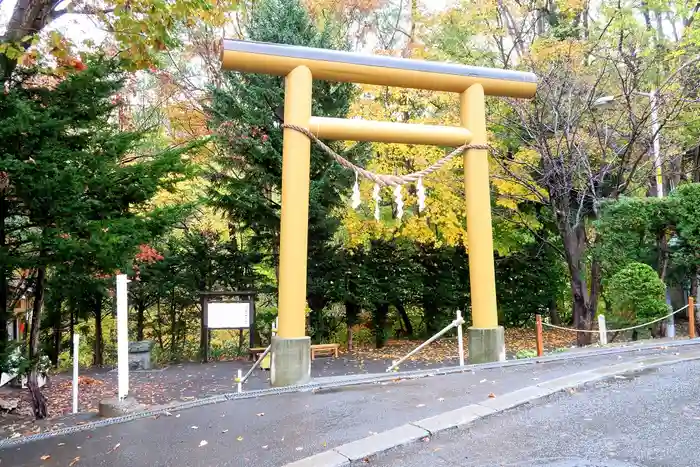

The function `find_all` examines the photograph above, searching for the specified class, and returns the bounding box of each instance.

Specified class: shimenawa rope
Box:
[281,123,490,187]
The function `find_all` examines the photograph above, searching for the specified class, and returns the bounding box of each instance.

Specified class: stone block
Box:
[128,340,155,370]
[334,424,429,461]
[98,397,145,418]
[468,326,505,364]
[412,404,495,434]
[270,336,311,387]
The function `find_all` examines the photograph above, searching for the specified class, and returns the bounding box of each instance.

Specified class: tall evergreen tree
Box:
[0,58,194,417]
[207,0,368,339]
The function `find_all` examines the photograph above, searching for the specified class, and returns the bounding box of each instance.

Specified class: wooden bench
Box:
[248,347,268,361]
[310,343,339,360]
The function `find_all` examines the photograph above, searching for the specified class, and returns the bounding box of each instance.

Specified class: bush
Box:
[515,349,537,359]
[604,262,668,326]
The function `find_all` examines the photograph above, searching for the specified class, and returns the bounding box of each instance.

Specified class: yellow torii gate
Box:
[221,40,537,387]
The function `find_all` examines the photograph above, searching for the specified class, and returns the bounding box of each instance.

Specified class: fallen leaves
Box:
[348,328,575,362]
[41,454,51,460]
[488,393,496,398]
[69,456,80,466]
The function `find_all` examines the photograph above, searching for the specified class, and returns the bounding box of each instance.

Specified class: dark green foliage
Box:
[605,262,668,326]
[0,58,195,412]
[495,240,567,327]
[206,0,370,345]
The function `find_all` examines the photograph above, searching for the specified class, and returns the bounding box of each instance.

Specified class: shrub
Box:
[604,262,668,327]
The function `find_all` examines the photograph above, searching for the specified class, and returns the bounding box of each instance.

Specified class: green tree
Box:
[207,0,368,332]
[0,58,193,416]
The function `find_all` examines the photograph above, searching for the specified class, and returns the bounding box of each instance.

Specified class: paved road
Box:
[372,358,700,467]
[0,344,694,467]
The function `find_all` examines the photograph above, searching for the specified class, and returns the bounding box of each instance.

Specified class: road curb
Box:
[283,349,700,467]
[1,339,698,449]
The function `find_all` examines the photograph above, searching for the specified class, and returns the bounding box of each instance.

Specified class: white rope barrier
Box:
[541,304,689,334]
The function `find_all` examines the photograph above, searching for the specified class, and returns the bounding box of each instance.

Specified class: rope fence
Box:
[541,304,689,334]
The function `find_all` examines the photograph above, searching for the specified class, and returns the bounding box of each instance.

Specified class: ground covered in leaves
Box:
[0,328,575,440]
[350,327,576,363]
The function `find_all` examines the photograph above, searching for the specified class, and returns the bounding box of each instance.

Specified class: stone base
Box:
[270,336,311,387]
[468,326,506,364]
[98,397,145,418]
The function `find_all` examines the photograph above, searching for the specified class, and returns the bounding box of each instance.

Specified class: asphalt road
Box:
[0,344,695,467]
[372,358,700,467]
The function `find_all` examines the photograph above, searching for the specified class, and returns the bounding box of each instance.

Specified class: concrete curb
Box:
[2,339,697,449]
[283,349,700,467]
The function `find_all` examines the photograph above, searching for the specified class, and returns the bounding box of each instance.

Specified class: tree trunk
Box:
[345,301,359,351]
[372,303,390,349]
[155,298,164,350]
[93,296,103,366]
[548,299,561,325]
[69,303,74,357]
[52,317,61,366]
[0,195,8,342]
[136,302,145,341]
[308,294,328,343]
[692,268,700,337]
[170,287,177,357]
[395,302,414,337]
[199,281,207,362]
[559,220,598,346]
[28,266,47,419]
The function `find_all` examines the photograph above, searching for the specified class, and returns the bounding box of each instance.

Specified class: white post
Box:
[72,334,79,414]
[456,309,465,367]
[237,369,242,393]
[598,314,607,345]
[116,274,129,401]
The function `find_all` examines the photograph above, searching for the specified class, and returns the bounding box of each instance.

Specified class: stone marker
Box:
[128,340,154,370]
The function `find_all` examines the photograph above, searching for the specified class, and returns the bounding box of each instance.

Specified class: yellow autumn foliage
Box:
[339,81,542,253]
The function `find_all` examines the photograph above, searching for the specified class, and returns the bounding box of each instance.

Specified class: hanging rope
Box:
[281,123,490,187]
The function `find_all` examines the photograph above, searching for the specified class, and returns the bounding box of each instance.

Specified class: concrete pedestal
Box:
[98,397,145,418]
[270,336,311,387]
[468,326,505,364]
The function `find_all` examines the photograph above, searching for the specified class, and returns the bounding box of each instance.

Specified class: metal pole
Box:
[598,314,608,345]
[650,90,663,199]
[72,334,79,414]
[116,274,129,401]
[650,90,675,338]
[386,317,464,372]
[456,309,465,367]
[240,345,271,385]
[237,369,242,393]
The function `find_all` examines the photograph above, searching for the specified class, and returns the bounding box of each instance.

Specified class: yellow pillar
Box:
[277,66,313,338]
[461,84,498,329]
